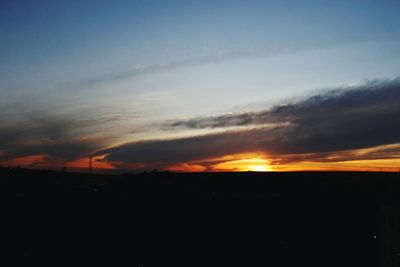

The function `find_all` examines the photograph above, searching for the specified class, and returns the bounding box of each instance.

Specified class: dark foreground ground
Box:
[3,167,400,266]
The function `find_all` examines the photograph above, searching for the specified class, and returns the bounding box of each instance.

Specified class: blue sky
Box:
[1,0,400,171]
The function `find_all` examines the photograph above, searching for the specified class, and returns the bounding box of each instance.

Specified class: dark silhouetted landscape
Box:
[6,167,400,266]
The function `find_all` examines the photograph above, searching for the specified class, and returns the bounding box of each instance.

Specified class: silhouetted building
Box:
[380,198,400,267]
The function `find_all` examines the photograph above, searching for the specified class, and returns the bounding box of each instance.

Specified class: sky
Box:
[1,0,400,172]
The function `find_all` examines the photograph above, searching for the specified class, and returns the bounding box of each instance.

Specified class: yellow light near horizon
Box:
[249,165,270,172]
[271,158,400,172]
[211,155,272,172]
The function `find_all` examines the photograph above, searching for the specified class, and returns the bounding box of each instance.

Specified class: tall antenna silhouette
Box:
[89,156,93,174]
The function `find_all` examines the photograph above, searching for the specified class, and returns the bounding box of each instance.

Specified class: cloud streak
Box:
[71,41,355,90]
[72,49,257,89]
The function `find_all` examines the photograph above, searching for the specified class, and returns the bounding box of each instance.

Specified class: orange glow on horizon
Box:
[66,156,115,170]
[0,154,47,167]
[270,158,400,172]
[1,143,400,173]
[212,157,272,172]
[166,152,273,172]
[0,154,115,171]
[161,149,400,172]
[167,163,207,172]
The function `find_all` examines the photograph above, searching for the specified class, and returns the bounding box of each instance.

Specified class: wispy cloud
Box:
[71,49,254,89]
[71,41,360,90]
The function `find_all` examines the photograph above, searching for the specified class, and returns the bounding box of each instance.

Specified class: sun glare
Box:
[210,154,272,172]
[249,165,270,172]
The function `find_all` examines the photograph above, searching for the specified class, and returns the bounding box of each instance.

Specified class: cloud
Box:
[97,78,400,168]
[165,78,400,131]
[270,143,400,165]
[96,129,260,166]
[72,50,255,89]
[0,114,108,164]
[71,41,351,90]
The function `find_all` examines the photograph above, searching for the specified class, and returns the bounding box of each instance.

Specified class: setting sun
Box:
[210,154,272,172]
[248,165,270,172]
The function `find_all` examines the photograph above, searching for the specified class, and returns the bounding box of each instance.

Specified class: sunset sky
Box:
[1,0,400,172]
